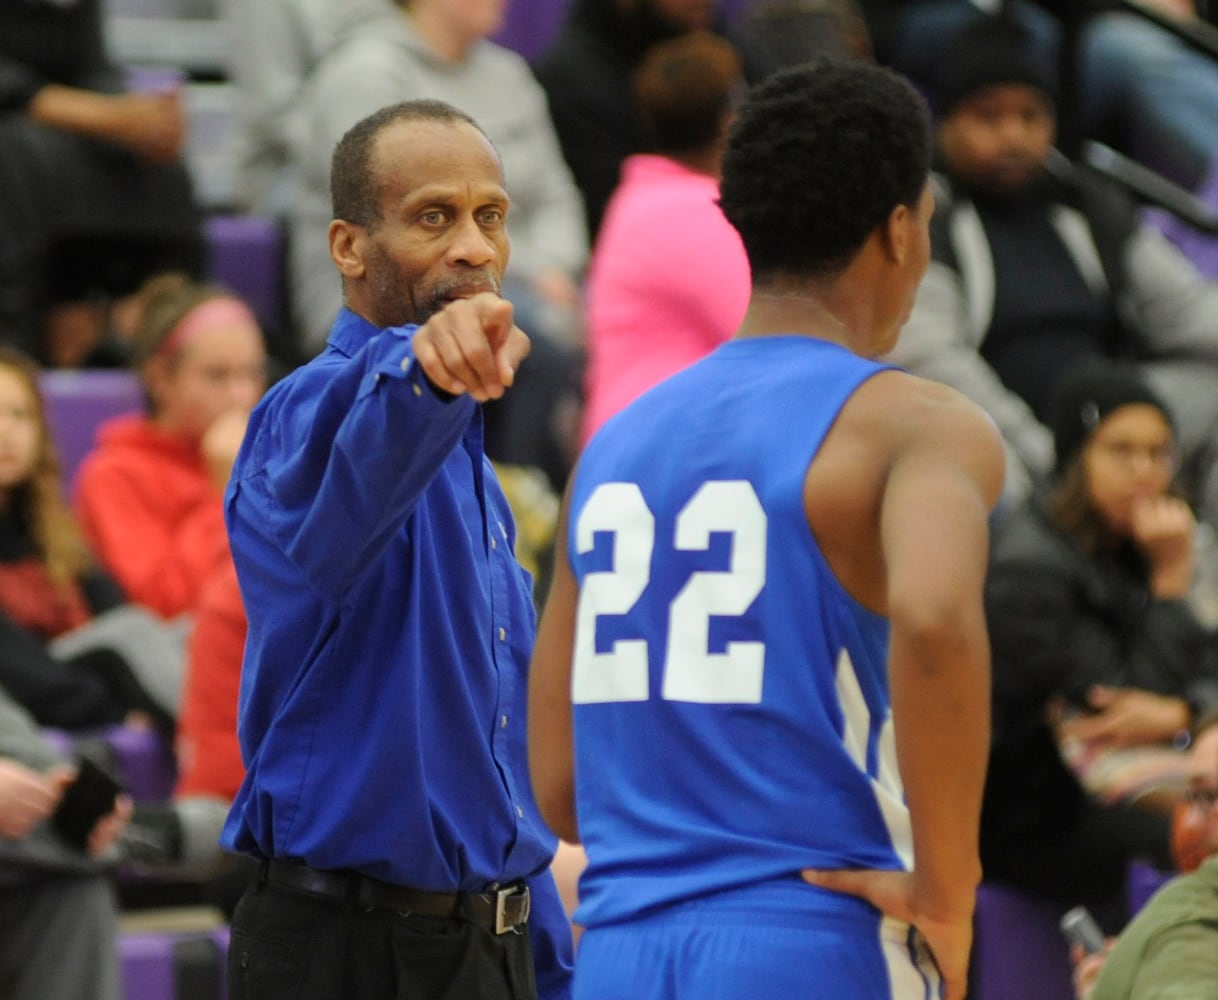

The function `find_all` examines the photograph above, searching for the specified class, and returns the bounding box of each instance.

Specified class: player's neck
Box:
[736,288,853,348]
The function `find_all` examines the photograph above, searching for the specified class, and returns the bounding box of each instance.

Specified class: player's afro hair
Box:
[718,59,931,281]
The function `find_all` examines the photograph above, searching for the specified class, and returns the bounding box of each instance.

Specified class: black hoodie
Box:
[532,0,726,238]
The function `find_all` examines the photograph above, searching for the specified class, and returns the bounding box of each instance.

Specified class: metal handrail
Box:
[1082,141,1218,233]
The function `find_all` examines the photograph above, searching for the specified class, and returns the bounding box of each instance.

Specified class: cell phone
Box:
[1060,905,1106,955]
[50,756,125,852]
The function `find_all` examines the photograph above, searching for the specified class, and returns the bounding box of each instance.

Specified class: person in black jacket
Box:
[882,13,1218,523]
[0,0,204,366]
[532,0,722,240]
[981,361,1218,927]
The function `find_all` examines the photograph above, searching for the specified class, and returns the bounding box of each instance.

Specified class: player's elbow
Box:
[534,780,580,845]
[528,743,580,843]
[889,591,986,671]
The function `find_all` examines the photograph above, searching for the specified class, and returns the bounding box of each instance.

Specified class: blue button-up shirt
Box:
[220,308,561,917]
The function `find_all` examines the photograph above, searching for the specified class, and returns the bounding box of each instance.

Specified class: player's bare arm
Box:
[806,378,1004,1000]
[528,482,580,844]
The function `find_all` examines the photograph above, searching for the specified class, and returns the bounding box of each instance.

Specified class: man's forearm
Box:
[889,619,990,916]
[27,84,119,141]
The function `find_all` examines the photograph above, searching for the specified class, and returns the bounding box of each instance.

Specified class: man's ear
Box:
[880,202,911,265]
[329,219,366,280]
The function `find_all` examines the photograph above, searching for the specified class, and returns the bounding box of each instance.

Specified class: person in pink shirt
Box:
[581,30,750,443]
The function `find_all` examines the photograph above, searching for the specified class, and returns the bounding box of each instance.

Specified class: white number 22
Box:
[571,480,767,705]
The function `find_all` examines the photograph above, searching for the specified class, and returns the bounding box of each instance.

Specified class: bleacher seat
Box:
[1127,858,1176,917]
[39,369,144,494]
[121,925,229,1000]
[107,0,217,17]
[107,724,179,802]
[970,882,1076,1000]
[492,0,567,61]
[204,214,284,337]
[184,83,241,211]
[106,18,227,77]
[41,724,176,802]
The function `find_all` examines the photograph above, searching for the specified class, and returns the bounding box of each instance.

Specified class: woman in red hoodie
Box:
[73,275,267,621]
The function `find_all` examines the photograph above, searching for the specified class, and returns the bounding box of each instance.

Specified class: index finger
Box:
[495,324,531,388]
[415,294,518,401]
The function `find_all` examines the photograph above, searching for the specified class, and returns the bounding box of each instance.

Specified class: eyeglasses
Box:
[1093,438,1179,470]
[1183,787,1218,808]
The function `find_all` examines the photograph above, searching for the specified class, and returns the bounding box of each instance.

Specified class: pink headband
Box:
[157,297,259,358]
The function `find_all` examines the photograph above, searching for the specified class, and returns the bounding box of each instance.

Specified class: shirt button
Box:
[500,715,508,729]
[498,627,506,641]
[412,383,422,396]
[491,536,498,550]
[515,805,524,818]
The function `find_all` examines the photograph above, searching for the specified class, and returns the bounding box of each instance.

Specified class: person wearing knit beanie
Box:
[933,13,1058,196]
[1052,362,1177,478]
[880,1,1218,551]
[1047,360,1187,549]
[933,14,1057,118]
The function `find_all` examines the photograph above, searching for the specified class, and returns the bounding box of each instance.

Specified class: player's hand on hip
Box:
[412,292,530,402]
[802,867,973,1000]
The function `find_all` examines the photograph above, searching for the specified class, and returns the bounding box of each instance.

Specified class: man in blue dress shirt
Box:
[219,99,572,999]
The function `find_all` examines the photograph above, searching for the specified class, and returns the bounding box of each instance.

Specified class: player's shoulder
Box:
[846,369,1004,495]
[857,368,998,442]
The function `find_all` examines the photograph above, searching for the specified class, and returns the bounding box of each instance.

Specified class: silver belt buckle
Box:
[494,884,530,935]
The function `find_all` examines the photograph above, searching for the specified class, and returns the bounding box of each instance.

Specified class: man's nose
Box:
[447,216,498,267]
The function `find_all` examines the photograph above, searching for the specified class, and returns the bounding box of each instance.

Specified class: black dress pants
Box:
[227,880,538,1000]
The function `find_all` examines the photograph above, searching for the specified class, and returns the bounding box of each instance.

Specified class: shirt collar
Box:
[326,308,418,358]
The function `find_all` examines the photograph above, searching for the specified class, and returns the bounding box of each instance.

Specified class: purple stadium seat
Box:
[40,725,176,802]
[491,0,752,62]
[121,926,229,1000]
[492,0,567,61]
[122,932,177,1000]
[106,724,178,802]
[1127,858,1175,917]
[39,370,144,497]
[204,214,284,335]
[38,727,78,760]
[971,882,1076,1000]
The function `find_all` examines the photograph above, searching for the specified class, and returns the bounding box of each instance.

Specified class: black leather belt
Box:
[261,859,531,934]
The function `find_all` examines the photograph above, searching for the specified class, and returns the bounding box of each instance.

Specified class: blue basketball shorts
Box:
[573,884,941,1000]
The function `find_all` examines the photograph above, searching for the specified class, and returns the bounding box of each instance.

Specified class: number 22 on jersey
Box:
[571,480,767,706]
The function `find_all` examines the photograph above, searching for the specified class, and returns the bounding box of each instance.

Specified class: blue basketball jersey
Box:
[568,336,912,930]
